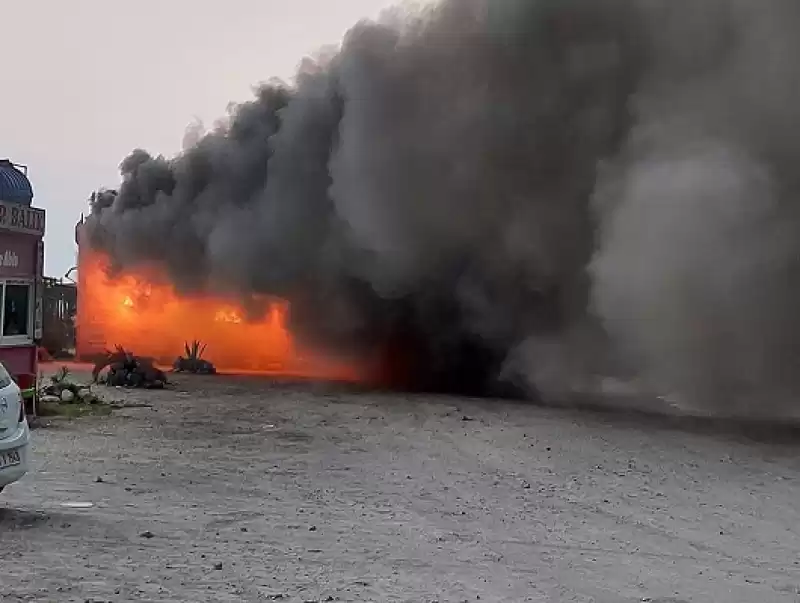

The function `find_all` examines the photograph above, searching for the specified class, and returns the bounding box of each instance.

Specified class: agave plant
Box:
[93,344,167,387]
[174,340,216,374]
[92,344,131,382]
[184,340,207,362]
[50,365,71,385]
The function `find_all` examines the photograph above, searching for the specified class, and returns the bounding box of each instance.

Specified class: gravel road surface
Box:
[3,372,800,602]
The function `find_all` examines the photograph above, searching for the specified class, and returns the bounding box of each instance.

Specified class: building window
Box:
[0,280,32,340]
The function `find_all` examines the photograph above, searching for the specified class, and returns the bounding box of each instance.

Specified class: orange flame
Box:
[76,249,361,380]
[213,309,243,324]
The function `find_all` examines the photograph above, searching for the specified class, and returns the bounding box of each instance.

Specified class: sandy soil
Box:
[2,369,800,602]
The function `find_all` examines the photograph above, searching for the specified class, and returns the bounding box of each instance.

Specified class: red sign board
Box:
[0,233,37,278]
[0,201,45,236]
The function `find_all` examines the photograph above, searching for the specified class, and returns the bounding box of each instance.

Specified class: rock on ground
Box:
[3,371,800,602]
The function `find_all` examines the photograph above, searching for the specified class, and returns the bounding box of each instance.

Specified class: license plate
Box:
[0,450,21,469]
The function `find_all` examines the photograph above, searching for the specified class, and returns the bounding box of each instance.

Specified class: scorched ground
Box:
[2,370,800,602]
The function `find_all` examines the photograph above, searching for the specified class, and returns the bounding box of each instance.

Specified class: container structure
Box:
[0,160,46,404]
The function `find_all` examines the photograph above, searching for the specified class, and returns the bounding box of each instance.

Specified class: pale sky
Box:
[0,0,395,277]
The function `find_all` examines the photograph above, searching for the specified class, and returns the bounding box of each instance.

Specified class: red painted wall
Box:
[0,232,36,279]
[0,344,36,376]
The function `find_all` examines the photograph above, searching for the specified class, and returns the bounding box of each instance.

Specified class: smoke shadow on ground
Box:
[47,361,800,450]
[0,508,63,531]
[334,389,800,452]
[547,394,800,449]
[177,372,800,449]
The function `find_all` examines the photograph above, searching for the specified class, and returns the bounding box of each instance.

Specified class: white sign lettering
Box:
[0,250,19,268]
[0,201,45,236]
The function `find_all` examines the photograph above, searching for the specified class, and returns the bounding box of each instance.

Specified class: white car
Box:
[0,362,30,492]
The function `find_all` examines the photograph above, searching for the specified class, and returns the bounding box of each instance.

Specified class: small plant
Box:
[92,345,131,382]
[50,365,71,385]
[36,365,104,411]
[185,340,207,362]
[173,340,216,374]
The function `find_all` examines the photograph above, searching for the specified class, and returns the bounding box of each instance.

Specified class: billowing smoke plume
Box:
[85,0,800,414]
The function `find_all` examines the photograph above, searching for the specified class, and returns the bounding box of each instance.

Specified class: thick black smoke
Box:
[86,0,800,414]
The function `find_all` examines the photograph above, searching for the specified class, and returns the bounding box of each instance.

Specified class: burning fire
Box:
[76,250,362,380]
[214,309,243,324]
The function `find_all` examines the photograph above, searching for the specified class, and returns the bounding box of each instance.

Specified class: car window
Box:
[0,362,13,388]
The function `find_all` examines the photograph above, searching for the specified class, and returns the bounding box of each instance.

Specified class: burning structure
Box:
[75,222,361,381]
[80,0,800,413]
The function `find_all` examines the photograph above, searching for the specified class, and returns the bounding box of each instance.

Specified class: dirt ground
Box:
[3,368,800,602]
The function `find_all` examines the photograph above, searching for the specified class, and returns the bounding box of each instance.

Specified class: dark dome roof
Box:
[0,160,33,205]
